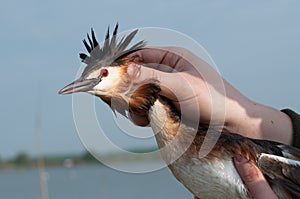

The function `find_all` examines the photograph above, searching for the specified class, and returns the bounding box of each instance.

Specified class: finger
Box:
[127,64,177,126]
[127,64,180,101]
[130,47,193,72]
[131,48,181,68]
[234,156,278,199]
[127,63,162,83]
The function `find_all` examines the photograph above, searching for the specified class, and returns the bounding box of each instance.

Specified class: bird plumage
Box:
[79,24,146,78]
[59,24,300,199]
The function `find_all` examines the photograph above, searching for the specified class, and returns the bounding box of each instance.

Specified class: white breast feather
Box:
[149,100,250,199]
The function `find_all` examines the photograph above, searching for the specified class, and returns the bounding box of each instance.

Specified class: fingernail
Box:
[234,155,248,163]
[127,64,137,77]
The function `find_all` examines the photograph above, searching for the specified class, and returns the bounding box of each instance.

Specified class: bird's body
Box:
[149,98,250,198]
[59,24,300,199]
[147,92,299,199]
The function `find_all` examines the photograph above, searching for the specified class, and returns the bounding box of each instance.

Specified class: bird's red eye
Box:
[100,69,109,77]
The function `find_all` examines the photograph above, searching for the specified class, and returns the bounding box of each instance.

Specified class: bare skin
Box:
[128,47,293,199]
[195,156,278,199]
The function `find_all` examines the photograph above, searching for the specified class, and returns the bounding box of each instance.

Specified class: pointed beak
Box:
[58,78,100,95]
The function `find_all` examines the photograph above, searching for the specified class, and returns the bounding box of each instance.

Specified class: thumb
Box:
[127,64,189,101]
[234,156,278,199]
[127,63,166,84]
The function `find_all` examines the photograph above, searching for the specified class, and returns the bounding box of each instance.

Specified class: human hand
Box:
[233,156,278,199]
[128,47,293,145]
[128,47,290,198]
[128,47,228,128]
[193,156,278,199]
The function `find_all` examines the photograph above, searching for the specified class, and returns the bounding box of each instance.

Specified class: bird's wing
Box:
[278,144,300,161]
[258,153,300,197]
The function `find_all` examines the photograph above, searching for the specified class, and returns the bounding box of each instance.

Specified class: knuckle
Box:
[241,164,260,183]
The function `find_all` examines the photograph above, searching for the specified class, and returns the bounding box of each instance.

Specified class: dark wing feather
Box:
[79,24,146,78]
[277,144,300,161]
[258,153,300,198]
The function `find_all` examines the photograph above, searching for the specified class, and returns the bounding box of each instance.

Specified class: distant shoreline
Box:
[0,147,161,171]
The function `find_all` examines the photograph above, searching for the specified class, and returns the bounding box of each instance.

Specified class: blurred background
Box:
[0,0,299,198]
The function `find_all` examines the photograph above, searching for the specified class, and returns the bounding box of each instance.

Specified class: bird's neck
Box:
[148,97,180,143]
[148,97,199,165]
[123,81,185,147]
[105,80,192,164]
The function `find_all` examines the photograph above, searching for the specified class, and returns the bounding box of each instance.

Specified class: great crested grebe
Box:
[59,24,300,199]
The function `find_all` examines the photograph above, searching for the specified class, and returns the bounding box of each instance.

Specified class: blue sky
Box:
[0,0,299,159]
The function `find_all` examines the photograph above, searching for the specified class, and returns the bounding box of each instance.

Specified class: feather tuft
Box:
[79,24,146,77]
[113,23,119,36]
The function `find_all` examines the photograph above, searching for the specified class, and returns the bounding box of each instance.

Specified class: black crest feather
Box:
[79,23,146,77]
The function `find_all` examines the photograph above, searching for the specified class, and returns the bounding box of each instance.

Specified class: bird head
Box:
[59,24,160,118]
[59,24,145,98]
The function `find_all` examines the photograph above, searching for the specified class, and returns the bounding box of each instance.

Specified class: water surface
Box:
[0,162,192,199]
